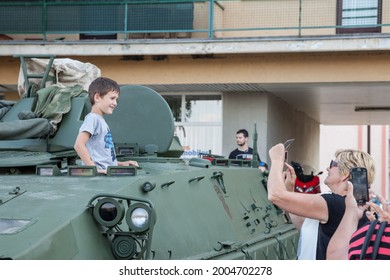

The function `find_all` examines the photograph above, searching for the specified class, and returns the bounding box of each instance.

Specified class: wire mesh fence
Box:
[0,0,389,41]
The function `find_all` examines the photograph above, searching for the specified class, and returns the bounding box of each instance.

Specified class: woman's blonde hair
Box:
[334,149,375,185]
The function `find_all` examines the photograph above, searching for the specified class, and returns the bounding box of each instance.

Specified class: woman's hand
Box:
[283,162,296,192]
[367,194,390,222]
[345,181,369,220]
[269,143,285,162]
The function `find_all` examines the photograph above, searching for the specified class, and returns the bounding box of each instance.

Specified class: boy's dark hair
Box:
[88,77,120,105]
[236,129,249,138]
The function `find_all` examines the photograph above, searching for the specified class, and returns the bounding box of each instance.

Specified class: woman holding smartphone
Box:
[267,144,375,260]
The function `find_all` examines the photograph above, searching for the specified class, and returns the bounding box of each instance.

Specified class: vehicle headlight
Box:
[93,198,125,228]
[126,203,151,232]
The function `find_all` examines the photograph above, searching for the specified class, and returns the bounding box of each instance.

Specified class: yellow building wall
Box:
[2,50,390,100]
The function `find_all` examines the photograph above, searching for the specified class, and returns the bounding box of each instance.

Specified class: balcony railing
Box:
[0,0,389,41]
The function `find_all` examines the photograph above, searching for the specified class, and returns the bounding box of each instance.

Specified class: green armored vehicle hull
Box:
[0,84,298,260]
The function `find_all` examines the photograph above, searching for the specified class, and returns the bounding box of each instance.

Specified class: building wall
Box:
[222,92,269,161]
[212,0,337,37]
[2,0,389,40]
[320,125,389,199]
[3,51,390,95]
[223,91,320,169]
[266,93,320,170]
[384,0,390,33]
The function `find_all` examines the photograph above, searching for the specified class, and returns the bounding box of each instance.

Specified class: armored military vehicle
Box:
[0,60,298,260]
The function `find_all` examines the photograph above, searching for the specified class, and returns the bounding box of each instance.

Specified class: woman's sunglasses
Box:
[329,160,338,169]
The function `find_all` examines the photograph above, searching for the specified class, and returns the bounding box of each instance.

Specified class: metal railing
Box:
[0,0,389,41]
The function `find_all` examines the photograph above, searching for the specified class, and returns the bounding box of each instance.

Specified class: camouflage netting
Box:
[17,58,101,98]
[0,58,98,140]
[0,85,87,140]
[34,84,88,134]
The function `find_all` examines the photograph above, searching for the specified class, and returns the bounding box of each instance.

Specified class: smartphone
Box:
[283,139,295,162]
[283,139,295,150]
[349,167,369,205]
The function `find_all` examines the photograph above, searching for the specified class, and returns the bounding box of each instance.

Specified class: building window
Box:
[163,94,222,159]
[337,0,382,34]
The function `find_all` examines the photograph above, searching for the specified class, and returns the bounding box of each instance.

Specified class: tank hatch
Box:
[105,85,174,155]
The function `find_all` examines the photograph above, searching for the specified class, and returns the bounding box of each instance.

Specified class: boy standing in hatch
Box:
[74,77,138,173]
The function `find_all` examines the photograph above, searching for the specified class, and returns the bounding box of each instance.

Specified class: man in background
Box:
[228,128,267,171]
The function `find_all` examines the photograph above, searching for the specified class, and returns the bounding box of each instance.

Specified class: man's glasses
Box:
[329,160,338,169]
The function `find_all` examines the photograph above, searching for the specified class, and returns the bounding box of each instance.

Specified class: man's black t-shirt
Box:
[228,147,261,161]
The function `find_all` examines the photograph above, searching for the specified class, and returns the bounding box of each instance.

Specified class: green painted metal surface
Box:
[0,84,298,260]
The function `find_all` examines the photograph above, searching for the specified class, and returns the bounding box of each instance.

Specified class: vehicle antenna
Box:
[252,123,259,168]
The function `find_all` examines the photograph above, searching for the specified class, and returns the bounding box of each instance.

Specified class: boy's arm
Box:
[74,131,95,166]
